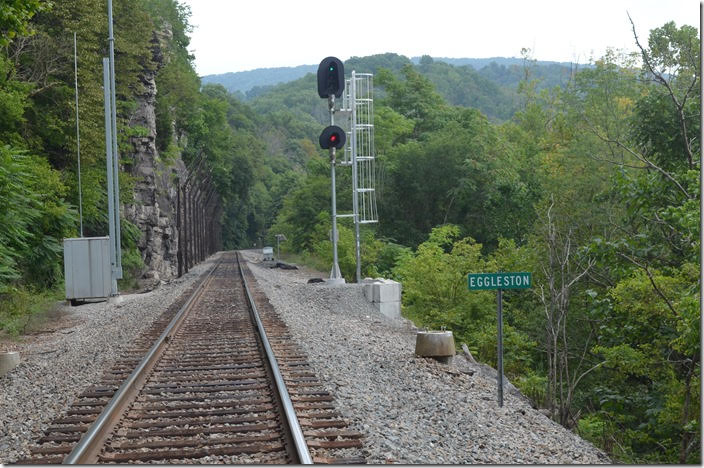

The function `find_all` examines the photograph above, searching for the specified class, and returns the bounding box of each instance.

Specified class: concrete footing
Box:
[363,278,402,319]
[324,277,346,286]
[415,331,455,364]
[0,351,20,377]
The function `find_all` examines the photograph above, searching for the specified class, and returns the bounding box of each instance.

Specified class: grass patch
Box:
[0,285,65,336]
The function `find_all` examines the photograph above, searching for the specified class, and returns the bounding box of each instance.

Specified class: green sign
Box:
[467,272,532,290]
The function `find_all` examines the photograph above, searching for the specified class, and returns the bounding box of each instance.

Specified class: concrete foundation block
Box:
[362,278,402,303]
[0,351,20,377]
[415,331,455,357]
[373,301,401,319]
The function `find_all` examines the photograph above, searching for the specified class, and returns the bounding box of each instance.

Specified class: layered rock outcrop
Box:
[123,25,183,287]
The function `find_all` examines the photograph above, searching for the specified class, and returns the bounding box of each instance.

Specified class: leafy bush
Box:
[0,146,76,293]
[0,285,64,335]
[393,225,539,375]
[515,372,548,407]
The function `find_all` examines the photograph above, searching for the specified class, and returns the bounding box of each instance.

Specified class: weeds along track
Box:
[20,251,364,464]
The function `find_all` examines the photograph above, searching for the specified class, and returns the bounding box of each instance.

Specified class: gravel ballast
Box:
[0,255,216,464]
[241,250,610,464]
[0,250,610,464]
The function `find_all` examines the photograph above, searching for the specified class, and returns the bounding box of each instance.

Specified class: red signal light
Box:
[319,125,346,150]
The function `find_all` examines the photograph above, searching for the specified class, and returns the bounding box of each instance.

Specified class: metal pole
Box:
[176,177,182,277]
[107,0,122,278]
[700,2,703,321]
[194,186,199,264]
[189,186,196,267]
[183,184,189,273]
[73,32,83,237]
[198,188,204,262]
[351,71,361,283]
[328,95,342,282]
[103,58,117,296]
[193,188,199,264]
[497,288,504,407]
[197,184,203,262]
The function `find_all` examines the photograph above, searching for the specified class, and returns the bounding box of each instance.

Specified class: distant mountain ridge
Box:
[201,64,317,95]
[201,55,584,96]
[202,53,586,121]
[410,56,579,69]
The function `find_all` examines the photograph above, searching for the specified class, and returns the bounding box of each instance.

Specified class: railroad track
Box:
[20,251,365,464]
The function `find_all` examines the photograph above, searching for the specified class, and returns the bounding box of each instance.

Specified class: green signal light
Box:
[329,66,334,71]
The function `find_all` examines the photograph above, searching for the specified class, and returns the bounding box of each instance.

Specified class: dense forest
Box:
[0,1,700,464]
[202,55,577,121]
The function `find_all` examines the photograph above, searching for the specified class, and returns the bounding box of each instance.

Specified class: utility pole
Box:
[107,0,122,280]
[73,32,84,237]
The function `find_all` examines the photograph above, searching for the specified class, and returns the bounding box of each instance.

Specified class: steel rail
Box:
[236,252,313,465]
[63,257,221,464]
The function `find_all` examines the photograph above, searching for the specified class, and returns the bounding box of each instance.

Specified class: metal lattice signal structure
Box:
[340,71,378,282]
[342,72,378,224]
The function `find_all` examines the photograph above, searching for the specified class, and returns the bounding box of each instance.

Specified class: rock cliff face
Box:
[123,26,183,287]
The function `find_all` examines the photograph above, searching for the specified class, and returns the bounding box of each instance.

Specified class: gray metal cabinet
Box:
[63,237,112,300]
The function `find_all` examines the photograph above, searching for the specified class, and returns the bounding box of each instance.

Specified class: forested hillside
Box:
[261,27,701,465]
[205,52,577,121]
[201,64,317,96]
[0,0,290,329]
[0,1,699,464]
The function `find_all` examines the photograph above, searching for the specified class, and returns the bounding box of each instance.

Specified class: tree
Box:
[0,0,47,46]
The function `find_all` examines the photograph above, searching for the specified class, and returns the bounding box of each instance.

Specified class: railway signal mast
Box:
[341,71,378,282]
[317,57,346,284]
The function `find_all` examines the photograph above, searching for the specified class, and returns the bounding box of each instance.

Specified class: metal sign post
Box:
[467,272,532,407]
[497,288,504,406]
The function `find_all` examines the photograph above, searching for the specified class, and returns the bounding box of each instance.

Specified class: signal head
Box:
[319,125,346,150]
[317,57,345,98]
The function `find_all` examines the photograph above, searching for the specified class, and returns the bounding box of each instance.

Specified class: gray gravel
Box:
[0,249,610,465]
[0,255,217,464]
[241,250,611,464]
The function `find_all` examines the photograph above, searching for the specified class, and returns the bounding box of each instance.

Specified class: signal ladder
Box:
[337,71,378,282]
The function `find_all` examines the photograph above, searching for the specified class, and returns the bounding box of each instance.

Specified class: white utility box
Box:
[63,237,112,301]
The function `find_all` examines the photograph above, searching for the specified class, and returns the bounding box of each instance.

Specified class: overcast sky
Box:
[181,0,699,76]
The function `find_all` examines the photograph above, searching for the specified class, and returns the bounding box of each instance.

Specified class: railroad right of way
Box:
[16,251,365,464]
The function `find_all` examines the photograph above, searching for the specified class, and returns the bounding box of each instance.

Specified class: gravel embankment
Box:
[241,250,610,464]
[0,255,217,464]
[0,249,610,465]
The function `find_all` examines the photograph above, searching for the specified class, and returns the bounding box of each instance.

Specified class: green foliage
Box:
[392,226,538,376]
[0,284,64,335]
[0,6,699,463]
[208,52,576,123]
[0,146,75,292]
[0,0,48,46]
[515,372,548,407]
